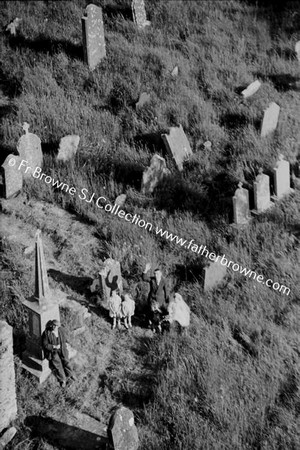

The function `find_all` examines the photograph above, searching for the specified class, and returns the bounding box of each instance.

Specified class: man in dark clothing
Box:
[42,320,75,387]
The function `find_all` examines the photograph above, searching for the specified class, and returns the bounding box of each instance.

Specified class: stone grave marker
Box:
[5,17,21,36]
[171,66,178,77]
[131,0,151,28]
[202,260,227,291]
[241,80,261,98]
[162,124,193,171]
[141,154,169,195]
[295,41,300,62]
[108,407,139,450]
[253,168,272,213]
[98,258,123,308]
[273,154,292,199]
[1,154,22,199]
[0,321,18,433]
[17,122,43,178]
[82,4,106,71]
[57,135,80,162]
[260,102,280,137]
[0,427,17,448]
[232,182,251,225]
[136,92,151,109]
[114,193,127,207]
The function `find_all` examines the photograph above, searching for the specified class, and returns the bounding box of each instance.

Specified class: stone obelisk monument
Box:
[22,230,60,383]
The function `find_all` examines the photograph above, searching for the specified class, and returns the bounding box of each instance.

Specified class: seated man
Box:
[42,320,75,388]
[142,263,170,329]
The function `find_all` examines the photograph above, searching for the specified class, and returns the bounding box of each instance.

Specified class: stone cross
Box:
[273,154,291,199]
[141,154,169,195]
[260,102,280,137]
[1,154,23,199]
[233,182,250,225]
[82,4,106,71]
[253,168,272,212]
[17,122,43,178]
[131,0,151,29]
[162,124,193,171]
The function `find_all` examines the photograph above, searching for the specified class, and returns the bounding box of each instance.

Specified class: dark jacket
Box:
[41,326,68,361]
[142,271,170,310]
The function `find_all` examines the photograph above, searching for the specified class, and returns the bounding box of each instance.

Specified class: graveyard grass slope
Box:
[1,0,300,449]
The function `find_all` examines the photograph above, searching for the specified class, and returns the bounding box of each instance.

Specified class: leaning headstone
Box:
[273,154,292,199]
[108,407,139,450]
[114,194,126,207]
[1,154,23,199]
[136,92,151,109]
[98,258,123,309]
[17,122,43,178]
[5,18,21,36]
[295,41,300,62]
[0,427,17,448]
[131,0,151,28]
[0,322,18,433]
[202,260,227,291]
[57,135,80,162]
[141,154,169,195]
[232,182,251,225]
[162,124,193,171]
[82,4,106,71]
[252,168,273,213]
[260,102,280,137]
[241,80,261,98]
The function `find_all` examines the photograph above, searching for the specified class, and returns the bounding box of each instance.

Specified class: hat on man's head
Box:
[52,319,60,326]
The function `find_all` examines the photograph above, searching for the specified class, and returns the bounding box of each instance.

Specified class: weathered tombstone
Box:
[114,194,127,207]
[202,260,227,291]
[0,322,18,433]
[171,66,178,77]
[22,230,60,383]
[260,102,280,137]
[17,122,43,178]
[108,407,139,450]
[232,182,251,225]
[57,135,80,162]
[252,168,272,213]
[131,0,150,28]
[0,427,17,448]
[136,92,151,109]
[5,17,21,36]
[98,258,123,309]
[0,154,22,199]
[295,41,300,62]
[141,154,169,195]
[273,154,292,199]
[162,124,193,171]
[82,4,106,71]
[203,141,212,150]
[241,80,261,98]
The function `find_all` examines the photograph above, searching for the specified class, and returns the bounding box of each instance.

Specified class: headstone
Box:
[295,41,300,62]
[232,182,251,225]
[108,407,139,450]
[98,258,123,309]
[57,135,80,162]
[141,154,169,195]
[5,18,21,36]
[131,0,151,28]
[1,154,23,199]
[22,230,60,383]
[273,154,292,199]
[114,194,126,207]
[202,261,227,291]
[260,102,280,137]
[171,66,178,77]
[0,427,17,448]
[0,322,17,433]
[162,124,193,171]
[203,141,212,150]
[241,80,261,98]
[136,92,151,109]
[17,123,43,178]
[253,168,272,212]
[82,4,106,71]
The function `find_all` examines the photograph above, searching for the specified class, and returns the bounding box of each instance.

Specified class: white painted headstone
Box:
[253,168,272,212]
[273,154,291,199]
[241,80,261,98]
[17,122,43,178]
[141,154,169,195]
[260,102,280,137]
[233,182,250,225]
[162,124,193,171]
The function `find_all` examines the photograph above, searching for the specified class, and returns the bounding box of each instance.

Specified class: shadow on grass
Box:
[48,269,93,295]
[103,4,133,21]
[41,141,59,157]
[256,72,300,92]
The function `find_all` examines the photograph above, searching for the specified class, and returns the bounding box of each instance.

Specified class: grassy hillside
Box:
[1,0,300,449]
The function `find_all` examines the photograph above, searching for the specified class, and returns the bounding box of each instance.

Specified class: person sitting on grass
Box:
[42,319,76,388]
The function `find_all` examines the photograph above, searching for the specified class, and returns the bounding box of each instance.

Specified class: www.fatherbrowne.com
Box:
[14,158,290,296]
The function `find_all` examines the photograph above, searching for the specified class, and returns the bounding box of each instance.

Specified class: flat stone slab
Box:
[241,80,261,98]
[162,124,193,171]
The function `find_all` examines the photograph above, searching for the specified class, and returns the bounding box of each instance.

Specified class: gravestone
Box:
[0,322,18,433]
[232,182,250,225]
[22,230,60,383]
[0,427,17,448]
[171,66,178,77]
[273,154,292,199]
[136,92,151,109]
[295,41,300,62]
[1,154,22,199]
[162,124,193,171]
[98,258,123,309]
[114,194,126,207]
[17,122,43,178]
[202,260,227,291]
[203,141,212,150]
[5,18,21,36]
[141,154,169,195]
[131,0,151,28]
[241,80,261,98]
[253,168,272,213]
[82,4,106,71]
[57,135,80,162]
[260,102,280,137]
[108,407,139,450]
